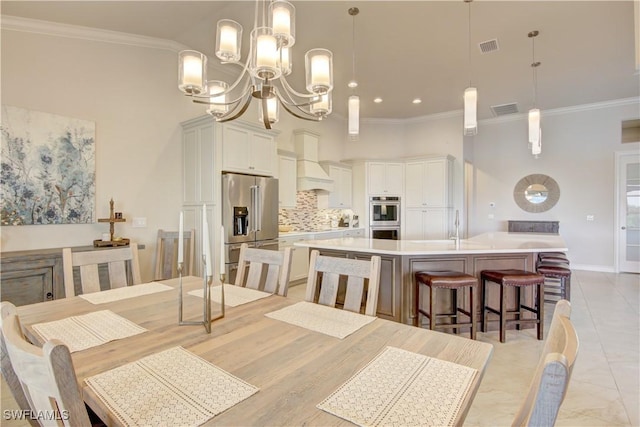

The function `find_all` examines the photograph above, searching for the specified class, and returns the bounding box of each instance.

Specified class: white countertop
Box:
[293,232,568,256]
[279,228,364,238]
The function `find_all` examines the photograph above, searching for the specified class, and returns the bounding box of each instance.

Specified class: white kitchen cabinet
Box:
[182,116,216,205]
[221,122,277,177]
[278,150,297,208]
[320,162,352,208]
[279,235,310,282]
[181,116,219,277]
[367,162,404,195]
[405,208,451,240]
[405,156,453,208]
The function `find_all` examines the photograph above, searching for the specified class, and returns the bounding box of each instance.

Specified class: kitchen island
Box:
[295,232,568,325]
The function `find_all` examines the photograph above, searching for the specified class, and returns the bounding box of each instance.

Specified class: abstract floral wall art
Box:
[1,105,96,225]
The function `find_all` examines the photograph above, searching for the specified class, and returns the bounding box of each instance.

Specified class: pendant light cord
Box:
[529,30,540,108]
[467,0,472,87]
[348,7,359,89]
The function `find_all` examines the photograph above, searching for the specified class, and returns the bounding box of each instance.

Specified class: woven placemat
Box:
[265,301,376,339]
[188,285,271,307]
[318,346,477,426]
[79,282,172,304]
[32,310,146,352]
[85,346,259,427]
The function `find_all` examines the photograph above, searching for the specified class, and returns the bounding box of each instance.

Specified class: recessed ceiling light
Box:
[348,80,358,88]
[373,97,383,103]
[412,98,422,104]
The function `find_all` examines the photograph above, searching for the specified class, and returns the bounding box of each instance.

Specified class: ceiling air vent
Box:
[491,103,519,117]
[478,39,499,54]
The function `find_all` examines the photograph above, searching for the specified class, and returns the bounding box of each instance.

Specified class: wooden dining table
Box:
[16,276,493,426]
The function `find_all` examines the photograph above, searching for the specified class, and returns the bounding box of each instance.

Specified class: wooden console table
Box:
[0,244,145,306]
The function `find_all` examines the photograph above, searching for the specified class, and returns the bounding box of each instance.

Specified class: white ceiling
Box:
[2,1,638,121]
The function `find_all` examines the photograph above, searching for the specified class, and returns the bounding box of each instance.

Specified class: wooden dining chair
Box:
[304,250,381,316]
[234,243,293,296]
[512,299,579,427]
[0,302,92,427]
[153,229,196,280]
[62,244,142,297]
[1,302,39,427]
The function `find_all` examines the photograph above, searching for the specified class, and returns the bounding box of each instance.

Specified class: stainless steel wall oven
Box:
[369,196,400,240]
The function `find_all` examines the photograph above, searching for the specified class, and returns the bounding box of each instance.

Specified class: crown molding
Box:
[481,97,640,126]
[1,15,186,52]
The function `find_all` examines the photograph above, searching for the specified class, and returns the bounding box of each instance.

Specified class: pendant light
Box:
[528,30,542,157]
[463,0,477,136]
[348,7,360,140]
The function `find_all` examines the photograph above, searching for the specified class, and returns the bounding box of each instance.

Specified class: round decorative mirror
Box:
[514,174,559,213]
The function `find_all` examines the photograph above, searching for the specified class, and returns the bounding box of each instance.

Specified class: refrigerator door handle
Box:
[249,185,256,233]
[255,185,262,232]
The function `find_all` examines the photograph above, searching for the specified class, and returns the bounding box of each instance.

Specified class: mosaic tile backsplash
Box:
[279,191,348,230]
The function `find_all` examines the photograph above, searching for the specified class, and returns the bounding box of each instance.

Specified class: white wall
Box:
[469,100,640,271]
[0,27,200,280]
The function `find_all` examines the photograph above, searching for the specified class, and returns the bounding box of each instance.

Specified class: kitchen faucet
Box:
[451,209,460,249]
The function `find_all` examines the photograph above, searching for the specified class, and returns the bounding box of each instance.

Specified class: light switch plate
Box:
[132,217,147,228]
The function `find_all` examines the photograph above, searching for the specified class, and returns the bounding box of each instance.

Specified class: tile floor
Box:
[1,270,638,426]
[288,270,639,426]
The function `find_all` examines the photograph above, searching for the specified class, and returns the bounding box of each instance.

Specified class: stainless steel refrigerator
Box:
[222,172,279,283]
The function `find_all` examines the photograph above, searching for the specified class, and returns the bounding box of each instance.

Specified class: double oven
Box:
[369,196,400,240]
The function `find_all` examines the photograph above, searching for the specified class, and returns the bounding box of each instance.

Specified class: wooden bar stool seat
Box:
[481,269,545,343]
[414,271,478,339]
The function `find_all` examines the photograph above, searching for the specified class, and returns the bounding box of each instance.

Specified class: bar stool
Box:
[414,271,478,339]
[537,252,571,302]
[537,263,571,302]
[481,269,545,343]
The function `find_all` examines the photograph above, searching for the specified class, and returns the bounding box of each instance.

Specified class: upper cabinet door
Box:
[222,123,276,177]
[222,125,251,172]
[424,159,448,207]
[278,154,297,208]
[404,162,426,207]
[403,156,452,208]
[368,162,404,195]
[182,117,215,204]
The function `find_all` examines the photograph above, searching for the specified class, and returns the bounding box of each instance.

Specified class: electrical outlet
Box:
[132,217,147,228]
[586,215,595,221]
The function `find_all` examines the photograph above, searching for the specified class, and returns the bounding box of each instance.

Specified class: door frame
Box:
[614,149,640,273]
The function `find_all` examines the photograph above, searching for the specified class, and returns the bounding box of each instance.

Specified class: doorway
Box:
[616,151,640,273]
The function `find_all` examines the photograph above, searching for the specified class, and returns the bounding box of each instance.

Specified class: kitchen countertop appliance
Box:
[222,173,279,283]
[369,196,401,240]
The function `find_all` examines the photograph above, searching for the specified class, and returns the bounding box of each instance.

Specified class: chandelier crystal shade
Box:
[178,0,334,130]
[528,30,542,157]
[463,0,477,136]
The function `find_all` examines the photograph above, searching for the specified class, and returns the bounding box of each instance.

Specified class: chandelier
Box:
[178,0,334,129]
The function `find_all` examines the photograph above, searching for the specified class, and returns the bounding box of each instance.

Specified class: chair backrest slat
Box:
[512,299,578,427]
[305,251,382,316]
[234,244,293,296]
[63,244,141,297]
[154,229,196,280]
[1,302,91,427]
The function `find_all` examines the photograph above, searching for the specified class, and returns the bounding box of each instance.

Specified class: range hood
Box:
[294,130,334,192]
